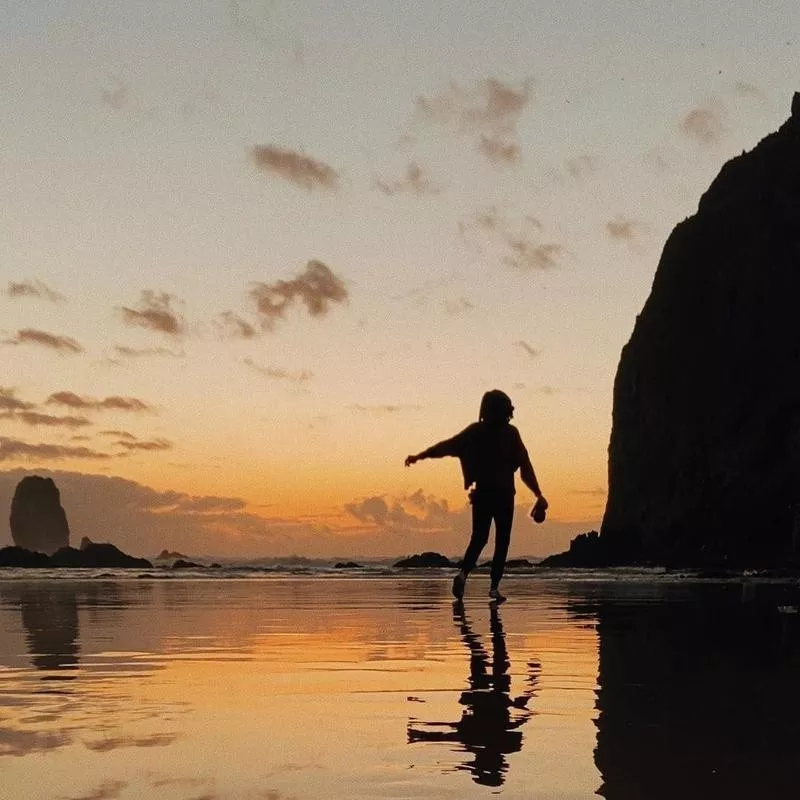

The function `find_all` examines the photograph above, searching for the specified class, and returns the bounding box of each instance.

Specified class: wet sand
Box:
[1,575,799,799]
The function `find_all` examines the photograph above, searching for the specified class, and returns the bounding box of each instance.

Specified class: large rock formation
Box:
[9,476,70,555]
[601,92,800,567]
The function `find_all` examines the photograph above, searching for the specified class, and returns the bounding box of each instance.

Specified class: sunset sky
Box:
[2,0,798,558]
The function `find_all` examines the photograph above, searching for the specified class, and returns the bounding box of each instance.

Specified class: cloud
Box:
[477,134,521,165]
[344,495,389,525]
[0,387,35,412]
[503,238,562,270]
[119,290,185,336]
[0,437,111,461]
[114,437,173,452]
[345,490,450,531]
[348,404,422,414]
[243,358,313,383]
[444,297,474,315]
[113,345,184,359]
[98,430,137,440]
[59,780,128,800]
[215,311,258,340]
[83,733,178,753]
[460,208,563,270]
[46,392,154,413]
[515,340,539,358]
[680,101,726,145]
[372,162,443,195]
[248,260,348,330]
[4,329,83,354]
[414,77,532,166]
[4,279,64,302]
[5,411,92,429]
[565,154,596,179]
[251,145,340,191]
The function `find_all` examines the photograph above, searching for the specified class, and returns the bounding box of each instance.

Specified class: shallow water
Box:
[1,575,799,799]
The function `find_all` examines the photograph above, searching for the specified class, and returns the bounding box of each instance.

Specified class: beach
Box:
[1,574,799,799]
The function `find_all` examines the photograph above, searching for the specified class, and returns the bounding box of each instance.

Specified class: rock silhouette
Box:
[9,476,70,555]
[598,92,800,567]
[393,551,454,568]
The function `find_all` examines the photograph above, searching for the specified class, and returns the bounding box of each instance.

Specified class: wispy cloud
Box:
[119,290,185,336]
[372,162,443,195]
[46,392,154,413]
[606,216,646,241]
[345,490,449,530]
[0,437,111,461]
[243,358,313,383]
[0,387,35,412]
[460,207,563,270]
[3,329,83,353]
[59,780,128,800]
[251,145,340,191]
[515,340,539,358]
[215,311,259,340]
[5,411,91,429]
[113,345,184,359]
[248,260,348,330]
[680,99,726,145]
[414,77,533,167]
[114,437,173,452]
[4,279,64,302]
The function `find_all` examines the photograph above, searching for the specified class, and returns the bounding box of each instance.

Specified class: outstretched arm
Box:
[405,430,465,467]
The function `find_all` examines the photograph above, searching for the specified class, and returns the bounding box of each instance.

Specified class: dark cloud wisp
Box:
[119,291,185,336]
[4,329,83,354]
[251,145,340,191]
[4,280,64,302]
[46,392,154,413]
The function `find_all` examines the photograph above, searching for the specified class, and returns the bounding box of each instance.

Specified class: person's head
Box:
[479,390,514,425]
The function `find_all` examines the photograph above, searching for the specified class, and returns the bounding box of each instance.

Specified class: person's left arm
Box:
[515,429,545,501]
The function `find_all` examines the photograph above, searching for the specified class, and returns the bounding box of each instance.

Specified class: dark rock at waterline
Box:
[50,543,152,568]
[0,546,51,567]
[393,552,455,569]
[600,92,800,568]
[9,476,70,555]
[334,561,363,569]
[171,559,204,569]
[474,558,537,571]
[157,549,188,560]
[539,531,610,568]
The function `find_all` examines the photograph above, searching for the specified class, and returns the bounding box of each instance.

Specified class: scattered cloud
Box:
[0,437,111,462]
[98,430,137,440]
[444,297,474,315]
[119,290,186,336]
[3,329,83,354]
[565,154,597,179]
[605,216,647,241]
[83,733,179,753]
[348,404,422,414]
[414,77,533,166]
[4,279,64,302]
[5,411,92,429]
[372,162,443,195]
[59,780,128,800]
[251,145,340,191]
[215,311,258,340]
[571,487,607,496]
[477,134,521,165]
[112,345,184,359]
[515,340,539,358]
[243,358,313,383]
[0,387,35,412]
[345,490,450,530]
[680,100,726,145]
[46,392,154,413]
[460,207,563,270]
[114,438,173,452]
[248,260,348,330]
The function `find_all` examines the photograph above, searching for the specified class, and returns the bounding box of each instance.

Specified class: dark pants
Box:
[462,490,515,588]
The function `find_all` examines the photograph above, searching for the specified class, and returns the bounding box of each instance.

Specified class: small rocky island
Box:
[2,475,152,568]
[549,92,800,569]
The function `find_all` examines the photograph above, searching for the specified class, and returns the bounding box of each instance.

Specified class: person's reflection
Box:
[580,584,800,799]
[408,601,539,786]
[11,585,80,676]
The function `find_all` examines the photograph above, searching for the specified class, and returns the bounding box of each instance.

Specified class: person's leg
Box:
[453,492,492,598]
[490,495,515,593]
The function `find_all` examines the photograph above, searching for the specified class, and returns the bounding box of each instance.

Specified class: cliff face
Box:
[9,476,70,556]
[602,93,800,566]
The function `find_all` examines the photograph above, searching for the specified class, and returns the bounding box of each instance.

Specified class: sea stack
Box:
[9,476,71,555]
[601,92,800,567]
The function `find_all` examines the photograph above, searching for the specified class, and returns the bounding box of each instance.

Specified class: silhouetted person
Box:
[407,602,539,786]
[405,389,546,601]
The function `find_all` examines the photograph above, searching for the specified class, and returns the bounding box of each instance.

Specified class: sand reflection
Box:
[408,601,539,786]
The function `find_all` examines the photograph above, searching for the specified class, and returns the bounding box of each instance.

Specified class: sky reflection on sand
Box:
[1,576,799,799]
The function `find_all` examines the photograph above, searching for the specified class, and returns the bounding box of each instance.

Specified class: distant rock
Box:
[49,542,152,569]
[539,531,608,568]
[171,559,204,569]
[334,561,362,569]
[0,546,50,567]
[393,552,454,568]
[9,476,70,555]
[156,549,188,560]
[600,92,800,568]
[474,558,537,571]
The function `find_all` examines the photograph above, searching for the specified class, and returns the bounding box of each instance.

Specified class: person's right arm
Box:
[405,427,470,466]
